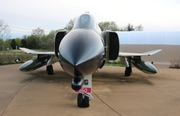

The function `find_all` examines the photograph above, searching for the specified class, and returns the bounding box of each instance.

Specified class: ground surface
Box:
[0,63,180,116]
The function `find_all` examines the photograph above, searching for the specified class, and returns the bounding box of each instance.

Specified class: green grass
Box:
[105,63,124,67]
[0,50,32,65]
[0,50,27,55]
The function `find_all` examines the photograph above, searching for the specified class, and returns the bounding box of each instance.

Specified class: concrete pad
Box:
[1,63,180,116]
[0,64,36,115]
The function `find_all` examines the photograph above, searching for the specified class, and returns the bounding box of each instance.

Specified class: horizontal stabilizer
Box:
[119,49,162,57]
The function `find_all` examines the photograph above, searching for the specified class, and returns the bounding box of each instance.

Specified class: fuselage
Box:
[58,13,105,77]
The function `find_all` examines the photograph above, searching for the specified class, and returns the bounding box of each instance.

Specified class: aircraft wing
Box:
[19,47,55,55]
[119,49,162,57]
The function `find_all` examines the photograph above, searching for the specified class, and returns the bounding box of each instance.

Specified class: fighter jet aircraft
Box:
[19,12,161,108]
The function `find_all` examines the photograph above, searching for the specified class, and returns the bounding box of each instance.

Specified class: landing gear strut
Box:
[75,75,93,108]
[124,57,132,76]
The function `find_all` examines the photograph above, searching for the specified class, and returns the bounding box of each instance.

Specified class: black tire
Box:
[124,67,131,76]
[46,65,54,75]
[77,93,83,107]
[83,96,90,107]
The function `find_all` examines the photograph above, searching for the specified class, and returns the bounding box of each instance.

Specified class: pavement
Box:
[0,63,180,116]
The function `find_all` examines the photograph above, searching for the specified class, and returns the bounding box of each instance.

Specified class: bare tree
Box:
[134,25,143,31]
[64,18,76,30]
[0,20,10,39]
[31,27,45,37]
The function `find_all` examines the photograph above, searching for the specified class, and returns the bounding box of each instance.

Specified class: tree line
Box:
[0,19,143,50]
[64,18,143,31]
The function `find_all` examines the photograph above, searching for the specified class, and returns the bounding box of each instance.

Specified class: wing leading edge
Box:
[119,49,162,57]
[19,47,55,55]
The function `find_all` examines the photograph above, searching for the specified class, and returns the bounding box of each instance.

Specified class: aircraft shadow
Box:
[93,72,154,85]
[25,69,154,86]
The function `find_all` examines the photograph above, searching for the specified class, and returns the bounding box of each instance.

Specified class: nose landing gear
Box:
[75,75,93,108]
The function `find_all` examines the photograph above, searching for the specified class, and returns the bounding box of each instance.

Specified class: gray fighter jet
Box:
[19,12,161,107]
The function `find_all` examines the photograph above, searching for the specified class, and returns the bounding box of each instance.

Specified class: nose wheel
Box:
[77,93,90,107]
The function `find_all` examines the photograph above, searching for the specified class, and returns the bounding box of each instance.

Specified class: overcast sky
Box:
[0,0,180,38]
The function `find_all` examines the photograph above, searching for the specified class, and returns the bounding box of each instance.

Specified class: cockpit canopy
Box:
[73,13,99,31]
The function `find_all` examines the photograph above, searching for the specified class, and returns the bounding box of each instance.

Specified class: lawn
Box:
[0,50,32,65]
[0,50,27,55]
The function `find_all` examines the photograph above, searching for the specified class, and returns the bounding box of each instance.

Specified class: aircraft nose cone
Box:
[59,29,104,66]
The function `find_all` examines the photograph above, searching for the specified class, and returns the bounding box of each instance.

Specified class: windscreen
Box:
[73,13,96,30]
[79,14,90,28]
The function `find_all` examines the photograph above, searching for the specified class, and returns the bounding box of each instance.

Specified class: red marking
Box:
[75,87,92,93]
